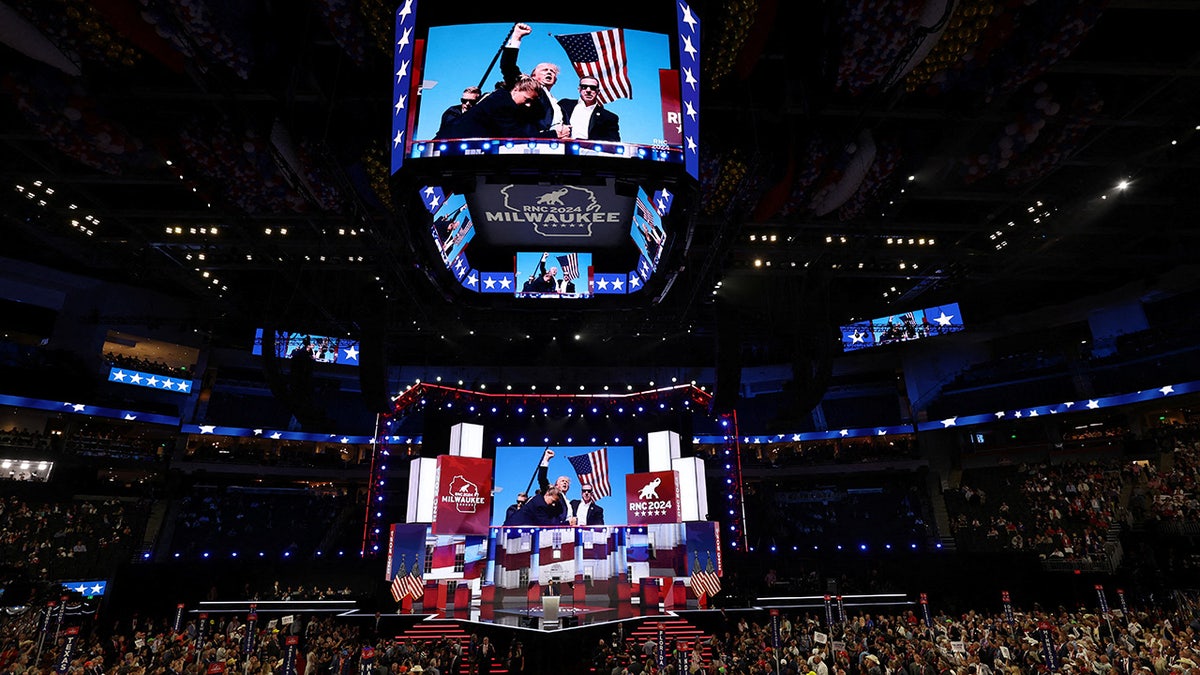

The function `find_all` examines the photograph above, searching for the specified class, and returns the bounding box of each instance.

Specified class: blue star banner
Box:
[390,0,418,173]
[677,2,700,179]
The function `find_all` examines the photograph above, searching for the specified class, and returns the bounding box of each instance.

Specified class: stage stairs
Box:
[601,616,714,672]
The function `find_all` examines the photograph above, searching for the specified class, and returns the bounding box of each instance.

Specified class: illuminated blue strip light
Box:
[108,367,193,394]
[0,394,179,426]
[179,424,379,445]
[694,380,1200,444]
[389,0,418,173]
[62,580,106,597]
[410,139,683,164]
[677,1,701,179]
[4,380,1195,446]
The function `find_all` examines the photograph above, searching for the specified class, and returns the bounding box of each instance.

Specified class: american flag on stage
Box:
[557,253,579,282]
[391,571,423,601]
[691,569,721,598]
[567,448,612,498]
[553,29,632,104]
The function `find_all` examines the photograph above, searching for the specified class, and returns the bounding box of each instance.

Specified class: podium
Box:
[541,595,560,629]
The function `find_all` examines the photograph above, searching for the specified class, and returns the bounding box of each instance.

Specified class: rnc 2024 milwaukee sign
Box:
[433,455,494,535]
[467,183,634,248]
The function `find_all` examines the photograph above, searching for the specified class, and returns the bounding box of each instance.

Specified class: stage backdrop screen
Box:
[412,22,673,156]
[491,445,635,526]
[252,329,361,367]
[839,302,964,352]
[514,251,594,298]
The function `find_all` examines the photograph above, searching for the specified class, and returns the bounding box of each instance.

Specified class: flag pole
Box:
[476,24,517,91]
[523,448,551,495]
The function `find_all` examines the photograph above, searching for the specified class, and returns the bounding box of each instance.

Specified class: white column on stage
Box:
[673,458,709,522]
[406,457,437,523]
[649,429,709,521]
[647,430,680,471]
[448,422,483,457]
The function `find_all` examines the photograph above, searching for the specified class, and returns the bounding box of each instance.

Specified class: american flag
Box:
[567,448,611,498]
[556,253,579,282]
[553,29,632,104]
[691,570,721,598]
[390,571,423,601]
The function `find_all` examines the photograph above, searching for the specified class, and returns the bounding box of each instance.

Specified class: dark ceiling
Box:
[1,0,1198,371]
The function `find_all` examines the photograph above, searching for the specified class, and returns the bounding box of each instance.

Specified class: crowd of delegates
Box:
[0,495,148,581]
[742,438,920,470]
[8,596,1200,675]
[1137,437,1200,523]
[65,428,169,463]
[947,460,1125,561]
[0,427,50,451]
[169,489,349,558]
[181,440,370,470]
[104,353,195,379]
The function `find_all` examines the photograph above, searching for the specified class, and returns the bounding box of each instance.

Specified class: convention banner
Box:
[54,596,67,638]
[244,612,257,656]
[920,593,932,628]
[197,613,209,651]
[173,604,185,633]
[771,609,781,650]
[1002,591,1015,626]
[284,637,299,675]
[625,470,681,525]
[657,624,667,670]
[1117,588,1129,622]
[1095,585,1110,614]
[55,627,79,674]
[37,601,55,654]
[433,455,494,535]
[1038,621,1059,671]
[824,595,834,628]
[837,595,846,624]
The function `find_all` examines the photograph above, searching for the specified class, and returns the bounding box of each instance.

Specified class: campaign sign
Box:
[625,470,680,525]
[434,455,494,535]
[467,182,634,248]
